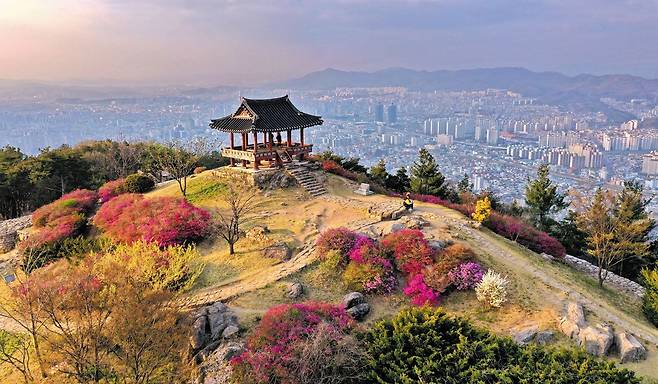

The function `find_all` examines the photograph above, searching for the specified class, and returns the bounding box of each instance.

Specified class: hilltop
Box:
[1,165,657,383]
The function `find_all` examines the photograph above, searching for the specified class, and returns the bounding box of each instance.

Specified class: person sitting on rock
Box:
[403,192,414,211]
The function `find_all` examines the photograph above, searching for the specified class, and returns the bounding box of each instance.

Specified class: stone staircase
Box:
[284,164,327,197]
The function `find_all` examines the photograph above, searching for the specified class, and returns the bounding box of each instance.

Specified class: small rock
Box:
[342,292,365,309]
[390,223,405,233]
[615,332,647,363]
[263,242,292,262]
[428,240,447,250]
[579,324,613,356]
[513,326,538,345]
[287,282,304,299]
[534,331,555,345]
[346,303,370,321]
[190,316,209,350]
[222,325,239,339]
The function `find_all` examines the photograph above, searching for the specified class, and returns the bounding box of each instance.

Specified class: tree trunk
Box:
[598,265,604,287]
[229,242,235,255]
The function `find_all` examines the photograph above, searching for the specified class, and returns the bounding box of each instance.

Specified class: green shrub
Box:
[365,307,639,384]
[123,173,155,193]
[642,268,658,326]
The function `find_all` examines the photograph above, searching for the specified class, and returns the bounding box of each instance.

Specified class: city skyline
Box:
[2,0,658,85]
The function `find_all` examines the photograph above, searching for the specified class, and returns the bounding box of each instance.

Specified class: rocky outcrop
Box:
[559,301,586,339]
[245,225,271,245]
[252,169,297,190]
[197,341,245,384]
[564,255,645,298]
[342,292,370,321]
[512,326,554,346]
[0,216,31,253]
[615,332,647,363]
[190,302,240,365]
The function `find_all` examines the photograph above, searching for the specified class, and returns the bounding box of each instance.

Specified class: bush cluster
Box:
[19,189,98,272]
[123,173,155,193]
[642,268,658,326]
[475,270,510,308]
[406,193,566,258]
[366,306,640,384]
[448,261,485,290]
[232,302,365,384]
[93,194,210,246]
[98,178,126,203]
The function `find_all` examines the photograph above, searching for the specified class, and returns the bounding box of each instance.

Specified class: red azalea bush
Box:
[93,194,210,246]
[98,178,126,203]
[316,227,361,262]
[423,244,475,293]
[232,302,356,383]
[486,212,566,258]
[403,274,439,306]
[321,160,360,181]
[382,229,434,276]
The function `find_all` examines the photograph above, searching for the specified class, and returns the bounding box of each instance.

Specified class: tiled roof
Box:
[210,95,323,133]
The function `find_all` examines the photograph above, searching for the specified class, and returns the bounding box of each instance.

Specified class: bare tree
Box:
[149,138,217,197]
[212,173,260,255]
[0,331,33,384]
[106,141,144,178]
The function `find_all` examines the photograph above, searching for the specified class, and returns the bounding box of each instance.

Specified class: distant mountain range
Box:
[276,67,658,122]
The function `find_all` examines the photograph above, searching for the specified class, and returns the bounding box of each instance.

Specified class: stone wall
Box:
[564,254,645,298]
[0,215,31,253]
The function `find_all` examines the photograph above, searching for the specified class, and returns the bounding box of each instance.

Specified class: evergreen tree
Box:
[524,163,567,231]
[369,159,389,186]
[612,180,655,279]
[386,167,410,193]
[457,173,473,194]
[552,210,587,257]
[410,148,446,197]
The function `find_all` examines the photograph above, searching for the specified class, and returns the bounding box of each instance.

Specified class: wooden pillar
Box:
[241,133,247,167]
[300,127,305,146]
[287,130,292,147]
[229,132,235,167]
[267,132,273,150]
[253,131,259,170]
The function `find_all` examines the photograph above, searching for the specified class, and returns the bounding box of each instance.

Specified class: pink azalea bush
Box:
[93,194,210,246]
[232,302,355,383]
[316,227,361,263]
[32,189,98,227]
[98,178,126,203]
[403,274,439,306]
[344,237,397,294]
[448,262,485,290]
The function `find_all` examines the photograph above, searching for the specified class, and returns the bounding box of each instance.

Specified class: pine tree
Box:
[394,167,410,192]
[457,173,473,194]
[369,159,389,186]
[552,210,587,257]
[410,149,446,197]
[524,163,567,231]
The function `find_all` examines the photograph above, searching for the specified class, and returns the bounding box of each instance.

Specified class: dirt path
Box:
[416,202,658,345]
[178,215,381,308]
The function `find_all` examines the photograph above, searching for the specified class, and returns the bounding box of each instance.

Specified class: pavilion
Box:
[210,96,323,170]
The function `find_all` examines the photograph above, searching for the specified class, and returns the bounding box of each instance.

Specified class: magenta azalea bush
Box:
[232,302,355,383]
[448,262,485,290]
[98,178,126,203]
[316,227,361,263]
[344,237,397,294]
[403,274,439,306]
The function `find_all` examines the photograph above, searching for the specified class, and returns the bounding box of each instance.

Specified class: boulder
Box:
[559,318,581,339]
[615,332,647,363]
[579,324,614,356]
[287,282,304,299]
[513,326,538,345]
[190,316,209,350]
[534,331,555,345]
[222,325,239,339]
[400,215,429,230]
[262,242,292,262]
[346,303,370,321]
[342,292,365,309]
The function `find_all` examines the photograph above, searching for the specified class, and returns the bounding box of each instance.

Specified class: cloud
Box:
[0,0,657,83]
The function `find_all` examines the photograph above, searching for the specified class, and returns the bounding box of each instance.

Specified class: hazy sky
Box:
[1,0,658,85]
